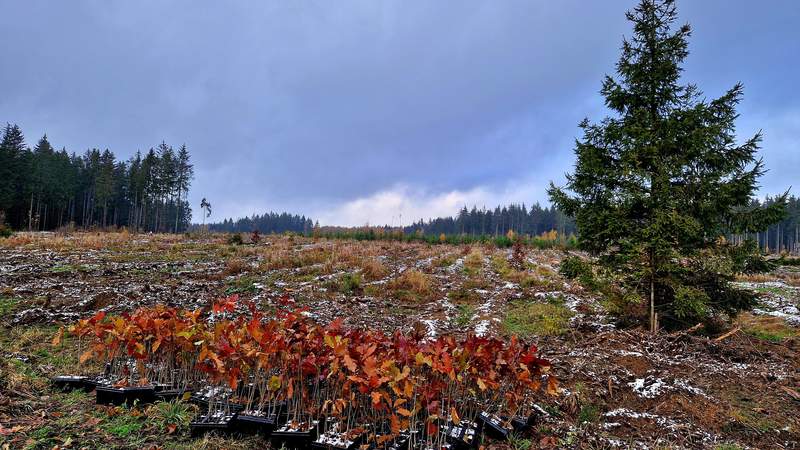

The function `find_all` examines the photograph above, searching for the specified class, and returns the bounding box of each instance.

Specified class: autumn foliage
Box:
[69,294,554,445]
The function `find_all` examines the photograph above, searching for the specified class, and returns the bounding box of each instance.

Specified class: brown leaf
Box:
[51,327,64,347]
[166,423,177,434]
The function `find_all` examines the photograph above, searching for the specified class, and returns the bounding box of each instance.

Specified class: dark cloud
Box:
[1,0,797,224]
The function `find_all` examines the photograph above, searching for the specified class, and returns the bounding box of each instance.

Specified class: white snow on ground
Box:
[627,374,708,399]
[733,281,800,326]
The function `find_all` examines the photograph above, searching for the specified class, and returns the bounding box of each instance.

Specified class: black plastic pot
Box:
[271,420,320,449]
[444,421,478,450]
[52,375,94,393]
[95,385,156,406]
[233,412,278,436]
[476,412,512,440]
[190,413,237,437]
[510,414,536,432]
[311,430,366,450]
[155,387,192,402]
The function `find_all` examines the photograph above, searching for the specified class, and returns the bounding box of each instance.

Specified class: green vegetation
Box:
[148,400,197,433]
[336,272,362,294]
[224,275,259,295]
[502,299,573,337]
[455,304,475,327]
[0,297,18,318]
[548,0,786,330]
[578,404,600,424]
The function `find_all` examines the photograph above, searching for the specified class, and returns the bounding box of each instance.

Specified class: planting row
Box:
[54,295,555,449]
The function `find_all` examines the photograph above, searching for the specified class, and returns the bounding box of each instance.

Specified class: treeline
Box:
[403,203,576,237]
[209,212,315,234]
[729,195,800,255]
[0,123,194,232]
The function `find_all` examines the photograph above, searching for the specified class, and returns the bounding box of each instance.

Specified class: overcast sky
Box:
[1,1,797,226]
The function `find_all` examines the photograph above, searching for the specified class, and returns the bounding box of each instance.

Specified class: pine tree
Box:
[0,124,26,222]
[548,0,786,331]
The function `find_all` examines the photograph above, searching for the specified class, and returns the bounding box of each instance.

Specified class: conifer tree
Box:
[548,0,786,330]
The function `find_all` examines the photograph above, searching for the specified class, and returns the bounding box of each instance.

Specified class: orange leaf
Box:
[79,349,93,364]
[51,327,64,347]
[450,407,460,425]
[166,423,177,434]
[547,376,559,395]
[343,354,357,372]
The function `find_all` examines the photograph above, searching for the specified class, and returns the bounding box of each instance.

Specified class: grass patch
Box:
[333,272,362,294]
[578,404,600,424]
[147,400,197,433]
[502,300,573,337]
[455,304,475,327]
[102,409,145,438]
[737,313,798,342]
[0,297,19,318]
[225,275,259,295]
[388,269,434,301]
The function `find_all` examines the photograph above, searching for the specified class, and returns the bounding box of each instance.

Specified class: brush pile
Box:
[60,295,555,448]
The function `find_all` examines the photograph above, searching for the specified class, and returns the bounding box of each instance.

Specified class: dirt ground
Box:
[1,232,798,449]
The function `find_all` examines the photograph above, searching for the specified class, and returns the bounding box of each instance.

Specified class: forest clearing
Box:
[0,232,798,449]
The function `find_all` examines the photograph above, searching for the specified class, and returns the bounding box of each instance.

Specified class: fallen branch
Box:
[714,327,740,342]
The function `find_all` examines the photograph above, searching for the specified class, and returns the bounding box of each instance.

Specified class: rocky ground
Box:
[0,232,798,449]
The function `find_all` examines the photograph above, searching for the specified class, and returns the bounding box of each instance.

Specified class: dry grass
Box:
[224,257,249,275]
[388,269,434,300]
[736,312,798,342]
[359,257,388,281]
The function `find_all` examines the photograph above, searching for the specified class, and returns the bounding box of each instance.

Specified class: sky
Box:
[1,1,798,226]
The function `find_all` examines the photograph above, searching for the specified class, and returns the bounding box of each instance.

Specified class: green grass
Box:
[102,411,144,437]
[225,275,259,295]
[578,404,600,424]
[745,327,796,342]
[147,400,197,433]
[336,273,362,294]
[502,300,574,337]
[454,304,475,327]
[0,297,18,318]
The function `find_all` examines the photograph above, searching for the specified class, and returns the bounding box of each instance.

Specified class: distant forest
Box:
[0,123,194,232]
[209,212,315,234]
[209,203,576,238]
[738,195,800,254]
[403,203,576,237]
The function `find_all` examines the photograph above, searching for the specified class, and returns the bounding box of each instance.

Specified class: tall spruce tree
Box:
[548,0,786,331]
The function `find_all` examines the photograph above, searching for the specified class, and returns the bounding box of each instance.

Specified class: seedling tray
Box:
[190,413,237,437]
[311,430,366,450]
[233,412,279,436]
[52,375,93,393]
[271,420,320,449]
[476,412,512,440]
[96,385,156,406]
[444,421,478,450]
[155,387,192,402]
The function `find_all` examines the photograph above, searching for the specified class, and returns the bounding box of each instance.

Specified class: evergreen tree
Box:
[548,0,786,330]
[0,124,26,223]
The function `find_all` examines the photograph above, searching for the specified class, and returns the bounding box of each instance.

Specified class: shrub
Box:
[559,256,591,280]
[227,233,243,245]
[337,272,362,294]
